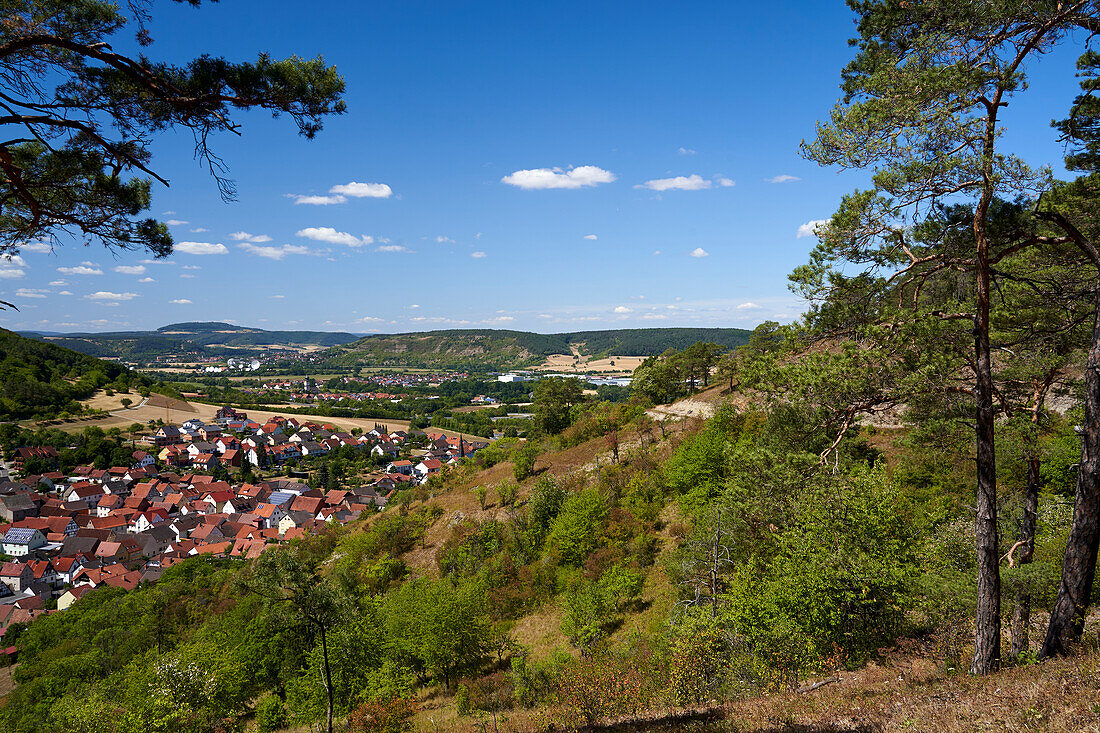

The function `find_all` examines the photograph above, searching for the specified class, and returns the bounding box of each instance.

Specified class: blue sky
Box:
[1,1,1092,334]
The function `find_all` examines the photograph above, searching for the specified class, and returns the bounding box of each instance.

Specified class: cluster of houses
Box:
[0,407,490,638]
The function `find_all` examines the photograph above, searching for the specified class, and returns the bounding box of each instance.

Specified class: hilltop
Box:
[0,328,139,420]
[20,322,362,362]
[18,324,754,371]
[330,327,753,370]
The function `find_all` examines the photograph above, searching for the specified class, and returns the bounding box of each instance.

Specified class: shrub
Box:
[255,693,287,733]
[346,698,416,733]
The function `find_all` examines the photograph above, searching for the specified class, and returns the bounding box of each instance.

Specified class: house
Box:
[371,442,399,459]
[253,502,287,530]
[2,527,46,557]
[386,460,414,475]
[132,451,155,469]
[64,484,105,509]
[192,453,220,472]
[12,446,59,470]
[0,562,33,593]
[413,459,443,480]
[219,449,241,468]
[129,509,170,534]
[57,584,96,611]
[153,426,182,447]
[0,493,38,522]
[52,556,85,585]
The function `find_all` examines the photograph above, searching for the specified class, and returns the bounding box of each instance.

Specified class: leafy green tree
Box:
[0,0,346,259]
[512,440,538,481]
[248,544,349,733]
[548,488,607,565]
[384,578,492,691]
[800,1,1100,674]
[532,377,585,435]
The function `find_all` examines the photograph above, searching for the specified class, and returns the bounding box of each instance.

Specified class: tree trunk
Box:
[970,218,1001,675]
[1010,456,1040,658]
[319,622,334,733]
[1041,292,1100,658]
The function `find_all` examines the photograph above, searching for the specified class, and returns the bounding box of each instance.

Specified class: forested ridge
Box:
[0,328,152,420]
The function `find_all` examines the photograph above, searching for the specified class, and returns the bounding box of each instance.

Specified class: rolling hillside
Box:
[19,323,755,370]
[0,328,137,420]
[328,327,754,369]
[21,322,362,362]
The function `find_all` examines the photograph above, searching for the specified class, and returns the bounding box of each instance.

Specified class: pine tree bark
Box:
[1041,290,1100,658]
[971,203,1001,675]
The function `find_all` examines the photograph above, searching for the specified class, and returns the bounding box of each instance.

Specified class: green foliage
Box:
[548,488,608,566]
[512,441,539,481]
[532,377,585,435]
[719,467,915,683]
[0,328,143,420]
[1,2,345,255]
[256,693,288,733]
[561,564,644,650]
[384,578,493,690]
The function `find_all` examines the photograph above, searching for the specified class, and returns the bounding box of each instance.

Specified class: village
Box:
[0,405,489,645]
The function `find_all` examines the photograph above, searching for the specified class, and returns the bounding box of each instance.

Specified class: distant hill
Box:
[18,323,755,370]
[21,322,362,362]
[328,327,754,370]
[0,328,133,420]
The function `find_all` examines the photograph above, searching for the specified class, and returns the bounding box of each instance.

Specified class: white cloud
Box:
[240,243,313,260]
[737,302,762,309]
[614,306,632,314]
[140,258,175,265]
[376,245,410,253]
[584,234,598,240]
[0,268,24,279]
[57,264,102,275]
[330,181,393,199]
[358,316,385,323]
[182,265,201,270]
[288,181,394,206]
[175,241,228,255]
[296,227,368,247]
[20,242,52,253]
[766,174,801,183]
[15,288,48,298]
[408,304,420,309]
[637,174,711,191]
[653,250,662,256]
[471,251,487,259]
[113,265,146,275]
[229,231,273,243]
[717,177,736,187]
[289,194,347,205]
[502,165,616,190]
[678,147,697,155]
[689,248,709,258]
[180,273,196,279]
[435,235,455,244]
[1,255,27,267]
[270,294,285,299]
[797,219,829,239]
[86,291,138,301]
[48,280,67,286]
[190,227,208,233]
[170,299,192,304]
[642,313,669,320]
[138,277,155,283]
[165,219,189,226]
[57,290,73,296]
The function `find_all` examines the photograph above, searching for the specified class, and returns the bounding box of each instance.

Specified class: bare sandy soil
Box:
[43,392,430,436]
[532,346,645,375]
